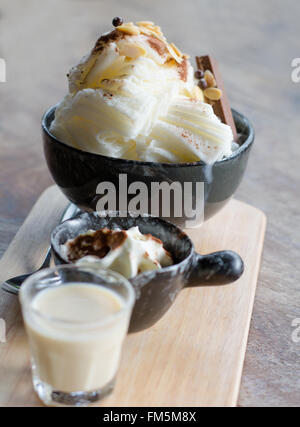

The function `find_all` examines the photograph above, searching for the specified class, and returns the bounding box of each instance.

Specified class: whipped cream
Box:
[62,226,173,279]
[50,21,233,164]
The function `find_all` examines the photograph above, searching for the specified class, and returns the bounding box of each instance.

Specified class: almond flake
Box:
[117,23,140,36]
[203,87,223,101]
[204,70,217,88]
[139,26,166,42]
[119,43,147,59]
[152,26,163,36]
[170,43,183,58]
[166,43,183,64]
[136,21,155,27]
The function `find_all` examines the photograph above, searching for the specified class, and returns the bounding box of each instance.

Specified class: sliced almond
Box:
[138,26,152,36]
[139,25,166,42]
[204,70,217,88]
[203,87,223,101]
[136,21,155,27]
[137,21,163,37]
[166,43,183,64]
[117,23,140,36]
[170,43,183,58]
[152,25,163,36]
[118,43,147,59]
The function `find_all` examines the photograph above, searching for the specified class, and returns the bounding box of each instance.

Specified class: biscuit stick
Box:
[196,55,237,141]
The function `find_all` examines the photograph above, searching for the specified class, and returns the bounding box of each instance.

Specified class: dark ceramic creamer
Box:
[42,107,254,227]
[51,212,244,333]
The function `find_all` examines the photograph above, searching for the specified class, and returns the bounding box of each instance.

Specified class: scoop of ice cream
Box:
[62,226,173,279]
[50,20,233,164]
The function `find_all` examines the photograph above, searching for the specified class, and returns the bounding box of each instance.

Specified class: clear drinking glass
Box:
[19,265,135,407]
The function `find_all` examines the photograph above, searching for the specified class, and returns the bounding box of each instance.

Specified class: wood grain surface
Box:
[0,187,266,407]
[0,0,299,407]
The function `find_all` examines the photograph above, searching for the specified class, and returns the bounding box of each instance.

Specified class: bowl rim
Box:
[42,104,255,168]
[50,210,195,279]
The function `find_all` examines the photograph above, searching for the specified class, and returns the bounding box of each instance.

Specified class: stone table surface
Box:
[0,0,299,407]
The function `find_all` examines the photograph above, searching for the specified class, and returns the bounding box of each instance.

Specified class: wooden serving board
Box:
[0,186,266,407]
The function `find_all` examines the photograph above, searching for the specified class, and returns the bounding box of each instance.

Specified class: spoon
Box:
[1,203,79,294]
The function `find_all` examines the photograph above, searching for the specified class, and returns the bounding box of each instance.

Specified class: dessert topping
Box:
[198,78,208,90]
[146,35,167,56]
[112,16,123,27]
[66,228,127,262]
[204,70,217,88]
[204,87,223,101]
[116,22,140,36]
[64,227,173,279]
[92,29,123,54]
[177,56,188,81]
[194,69,204,79]
[195,55,237,140]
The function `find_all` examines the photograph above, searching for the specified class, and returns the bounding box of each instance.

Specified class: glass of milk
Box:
[19,265,135,407]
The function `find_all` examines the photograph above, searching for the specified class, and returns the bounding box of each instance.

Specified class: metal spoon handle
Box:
[1,203,79,294]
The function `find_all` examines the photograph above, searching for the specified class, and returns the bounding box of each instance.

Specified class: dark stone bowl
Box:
[42,106,254,227]
[51,211,244,333]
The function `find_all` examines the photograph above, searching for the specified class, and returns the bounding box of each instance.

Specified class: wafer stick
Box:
[196,55,237,140]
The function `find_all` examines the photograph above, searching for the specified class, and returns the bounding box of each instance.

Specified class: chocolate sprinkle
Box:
[194,70,204,79]
[198,78,208,90]
[112,17,123,27]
